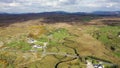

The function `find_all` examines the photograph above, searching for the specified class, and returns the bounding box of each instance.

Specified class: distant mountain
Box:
[0,11,120,27]
[41,11,69,14]
[0,12,9,14]
[0,11,120,16]
[92,11,120,16]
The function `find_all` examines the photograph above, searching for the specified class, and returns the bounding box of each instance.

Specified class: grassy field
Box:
[89,26,120,58]
[0,18,120,68]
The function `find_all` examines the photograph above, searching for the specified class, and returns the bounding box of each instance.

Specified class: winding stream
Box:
[55,58,77,68]
[54,44,83,68]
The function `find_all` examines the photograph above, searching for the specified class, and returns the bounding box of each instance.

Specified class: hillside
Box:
[0,14,120,68]
[0,11,120,26]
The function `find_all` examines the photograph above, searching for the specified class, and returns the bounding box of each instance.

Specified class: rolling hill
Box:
[0,12,120,68]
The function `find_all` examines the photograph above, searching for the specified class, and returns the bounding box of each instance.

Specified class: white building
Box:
[32,45,43,49]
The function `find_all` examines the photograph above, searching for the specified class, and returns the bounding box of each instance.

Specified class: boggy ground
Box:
[0,18,120,68]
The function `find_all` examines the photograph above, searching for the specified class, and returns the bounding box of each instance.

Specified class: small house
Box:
[32,45,43,49]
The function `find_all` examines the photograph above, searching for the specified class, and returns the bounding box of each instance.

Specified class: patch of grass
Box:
[83,25,120,67]
[114,52,120,57]
[36,28,70,46]
[89,26,120,57]
[52,28,70,40]
[49,28,70,45]
[28,55,58,68]
[6,40,31,51]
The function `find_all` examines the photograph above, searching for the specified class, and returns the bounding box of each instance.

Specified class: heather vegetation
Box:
[0,16,120,68]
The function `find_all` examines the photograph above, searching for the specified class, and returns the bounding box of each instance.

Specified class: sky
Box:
[0,0,120,13]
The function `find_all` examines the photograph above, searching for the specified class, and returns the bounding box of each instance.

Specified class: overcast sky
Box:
[0,0,120,13]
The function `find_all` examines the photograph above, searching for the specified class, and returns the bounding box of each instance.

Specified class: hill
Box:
[0,13,120,68]
[0,11,120,27]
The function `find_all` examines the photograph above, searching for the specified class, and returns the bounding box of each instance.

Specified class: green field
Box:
[89,26,120,58]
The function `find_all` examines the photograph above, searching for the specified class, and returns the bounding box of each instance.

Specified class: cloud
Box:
[0,0,120,13]
[106,2,118,8]
[9,2,21,7]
